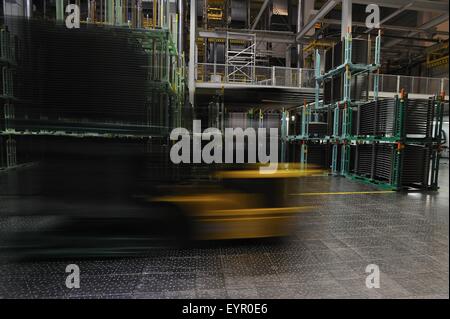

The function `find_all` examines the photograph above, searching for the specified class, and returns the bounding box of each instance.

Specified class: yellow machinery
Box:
[153,165,322,240]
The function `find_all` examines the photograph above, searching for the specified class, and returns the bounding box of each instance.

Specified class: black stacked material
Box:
[351,108,358,136]
[402,144,431,187]
[324,47,333,104]
[323,41,343,104]
[405,98,434,138]
[322,37,370,104]
[357,101,376,135]
[309,122,328,138]
[351,74,368,101]
[376,99,396,136]
[374,143,393,182]
[306,143,331,168]
[357,98,396,136]
[355,144,373,177]
[351,38,369,65]
[229,0,248,28]
[332,41,343,103]
[10,19,172,136]
[207,42,225,64]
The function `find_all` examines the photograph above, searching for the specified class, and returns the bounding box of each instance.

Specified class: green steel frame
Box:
[345,94,444,191]
[319,32,382,176]
[1,21,188,169]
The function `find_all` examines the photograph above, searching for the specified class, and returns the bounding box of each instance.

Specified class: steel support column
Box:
[188,0,196,106]
[341,0,352,39]
[297,0,304,67]
[56,0,64,22]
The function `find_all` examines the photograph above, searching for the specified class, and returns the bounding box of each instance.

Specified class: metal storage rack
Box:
[283,30,445,191]
[132,28,187,130]
[348,93,444,190]
[1,20,187,170]
[284,32,381,173]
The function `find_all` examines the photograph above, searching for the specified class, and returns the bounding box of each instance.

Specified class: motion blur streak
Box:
[0,156,323,260]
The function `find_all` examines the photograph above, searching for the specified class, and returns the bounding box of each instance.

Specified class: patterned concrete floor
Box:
[0,162,448,299]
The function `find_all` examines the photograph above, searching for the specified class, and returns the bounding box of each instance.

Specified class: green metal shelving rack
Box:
[284,31,382,174]
[283,30,444,191]
[346,93,444,190]
[133,28,187,130]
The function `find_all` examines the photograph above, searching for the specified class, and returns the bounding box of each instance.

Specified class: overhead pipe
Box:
[25,0,32,18]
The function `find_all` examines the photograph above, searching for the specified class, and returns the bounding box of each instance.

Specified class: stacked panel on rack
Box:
[405,98,434,138]
[1,18,186,170]
[373,143,394,183]
[306,143,332,168]
[348,96,443,190]
[376,99,396,136]
[356,98,396,136]
[402,144,432,189]
[323,38,371,105]
[355,144,373,177]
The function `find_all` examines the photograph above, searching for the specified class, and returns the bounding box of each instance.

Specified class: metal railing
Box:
[195,63,316,88]
[370,74,448,96]
[195,63,449,97]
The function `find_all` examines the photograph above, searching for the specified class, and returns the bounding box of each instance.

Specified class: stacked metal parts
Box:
[287,142,332,168]
[285,107,332,170]
[324,38,370,104]
[1,18,186,173]
[287,31,443,191]
[356,99,396,136]
[350,96,443,190]
[405,99,434,138]
[402,144,432,187]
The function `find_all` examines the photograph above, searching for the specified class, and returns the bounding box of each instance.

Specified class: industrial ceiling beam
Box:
[384,13,449,48]
[352,0,449,13]
[296,0,342,41]
[198,29,297,44]
[251,0,271,30]
[364,2,414,33]
[322,18,449,35]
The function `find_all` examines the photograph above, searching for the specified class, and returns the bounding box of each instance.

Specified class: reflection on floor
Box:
[0,161,448,299]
